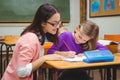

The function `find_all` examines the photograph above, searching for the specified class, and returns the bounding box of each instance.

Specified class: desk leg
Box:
[106,67,117,80]
[112,67,116,80]
[107,68,111,80]
[33,70,37,80]
[48,68,57,80]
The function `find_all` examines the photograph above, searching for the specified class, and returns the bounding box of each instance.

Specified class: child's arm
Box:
[54,51,76,58]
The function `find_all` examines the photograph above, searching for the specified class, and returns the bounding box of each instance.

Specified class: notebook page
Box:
[62,55,86,62]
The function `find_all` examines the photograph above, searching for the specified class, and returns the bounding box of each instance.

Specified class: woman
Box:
[2,3,63,80]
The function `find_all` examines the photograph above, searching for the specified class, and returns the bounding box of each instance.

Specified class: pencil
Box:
[63,40,71,51]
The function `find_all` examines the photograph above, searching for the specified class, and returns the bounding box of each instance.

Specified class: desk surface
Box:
[45,53,120,69]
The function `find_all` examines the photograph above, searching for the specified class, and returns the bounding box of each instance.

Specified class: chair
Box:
[104,34,120,53]
[103,34,120,80]
[104,34,120,42]
[0,35,19,77]
[0,36,5,78]
[4,35,19,65]
[44,42,53,55]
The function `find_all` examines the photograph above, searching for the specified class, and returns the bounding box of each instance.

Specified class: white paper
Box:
[98,40,112,45]
[62,55,86,62]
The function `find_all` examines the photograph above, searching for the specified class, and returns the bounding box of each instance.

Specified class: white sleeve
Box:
[16,63,32,77]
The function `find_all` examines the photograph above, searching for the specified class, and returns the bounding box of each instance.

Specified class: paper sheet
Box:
[62,55,86,62]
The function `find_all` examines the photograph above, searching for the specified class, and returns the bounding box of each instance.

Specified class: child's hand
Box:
[64,51,76,58]
[77,53,84,57]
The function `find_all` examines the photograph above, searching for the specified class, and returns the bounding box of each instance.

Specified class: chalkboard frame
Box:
[0,0,70,23]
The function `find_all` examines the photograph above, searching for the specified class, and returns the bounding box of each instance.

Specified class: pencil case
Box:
[83,50,114,63]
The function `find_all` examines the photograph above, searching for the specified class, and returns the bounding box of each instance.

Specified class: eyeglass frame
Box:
[47,20,62,27]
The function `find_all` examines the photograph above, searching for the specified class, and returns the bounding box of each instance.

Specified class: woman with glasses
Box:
[2,3,63,80]
[47,20,108,80]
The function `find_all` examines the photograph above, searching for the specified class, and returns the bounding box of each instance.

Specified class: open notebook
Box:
[98,40,118,45]
[62,50,114,62]
[62,55,86,62]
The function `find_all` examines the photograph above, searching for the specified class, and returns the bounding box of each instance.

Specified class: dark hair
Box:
[21,3,60,45]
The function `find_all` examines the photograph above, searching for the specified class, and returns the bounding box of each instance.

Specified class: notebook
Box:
[62,55,86,62]
[83,50,114,63]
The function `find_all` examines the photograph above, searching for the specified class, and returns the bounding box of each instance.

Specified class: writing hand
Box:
[64,51,76,58]
[77,53,84,57]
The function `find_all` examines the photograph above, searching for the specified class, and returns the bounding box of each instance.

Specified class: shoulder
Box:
[58,32,73,42]
[59,32,72,37]
[22,32,38,39]
[21,32,38,40]
[18,32,39,45]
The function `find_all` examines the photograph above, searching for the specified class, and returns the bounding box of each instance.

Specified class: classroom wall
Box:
[87,0,120,38]
[0,0,120,38]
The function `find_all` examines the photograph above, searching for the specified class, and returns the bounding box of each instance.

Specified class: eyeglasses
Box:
[47,20,61,27]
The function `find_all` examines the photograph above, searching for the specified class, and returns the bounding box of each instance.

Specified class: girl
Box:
[47,20,108,80]
[47,20,108,57]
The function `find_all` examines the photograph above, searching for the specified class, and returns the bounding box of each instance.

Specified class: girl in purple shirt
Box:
[47,20,108,80]
[47,21,108,57]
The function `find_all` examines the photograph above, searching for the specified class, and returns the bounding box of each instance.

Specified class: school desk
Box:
[45,53,120,80]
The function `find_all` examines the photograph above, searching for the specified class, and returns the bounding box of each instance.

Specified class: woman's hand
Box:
[43,54,63,61]
[54,51,76,58]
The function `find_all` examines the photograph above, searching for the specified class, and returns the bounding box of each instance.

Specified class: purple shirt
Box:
[47,32,108,54]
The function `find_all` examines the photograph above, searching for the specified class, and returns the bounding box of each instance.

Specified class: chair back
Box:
[4,35,20,45]
[104,34,120,53]
[43,42,53,55]
[104,34,120,42]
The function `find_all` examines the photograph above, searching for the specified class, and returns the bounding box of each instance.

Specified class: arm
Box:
[48,44,76,58]
[16,33,62,77]
[17,54,62,77]
[32,54,62,72]
[47,32,76,58]
[96,42,109,50]
[54,51,76,58]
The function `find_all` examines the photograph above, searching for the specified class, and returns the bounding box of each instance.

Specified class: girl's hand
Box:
[63,51,76,58]
[77,53,84,57]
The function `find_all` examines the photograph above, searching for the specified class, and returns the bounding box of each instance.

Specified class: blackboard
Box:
[0,0,70,23]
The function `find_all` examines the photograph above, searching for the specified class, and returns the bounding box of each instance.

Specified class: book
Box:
[98,40,118,45]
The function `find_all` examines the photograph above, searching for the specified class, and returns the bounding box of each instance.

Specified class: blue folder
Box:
[83,50,114,63]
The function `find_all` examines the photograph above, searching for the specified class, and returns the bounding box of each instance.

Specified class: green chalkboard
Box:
[0,0,70,23]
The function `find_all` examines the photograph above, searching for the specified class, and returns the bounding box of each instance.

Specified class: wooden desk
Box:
[45,54,120,80]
